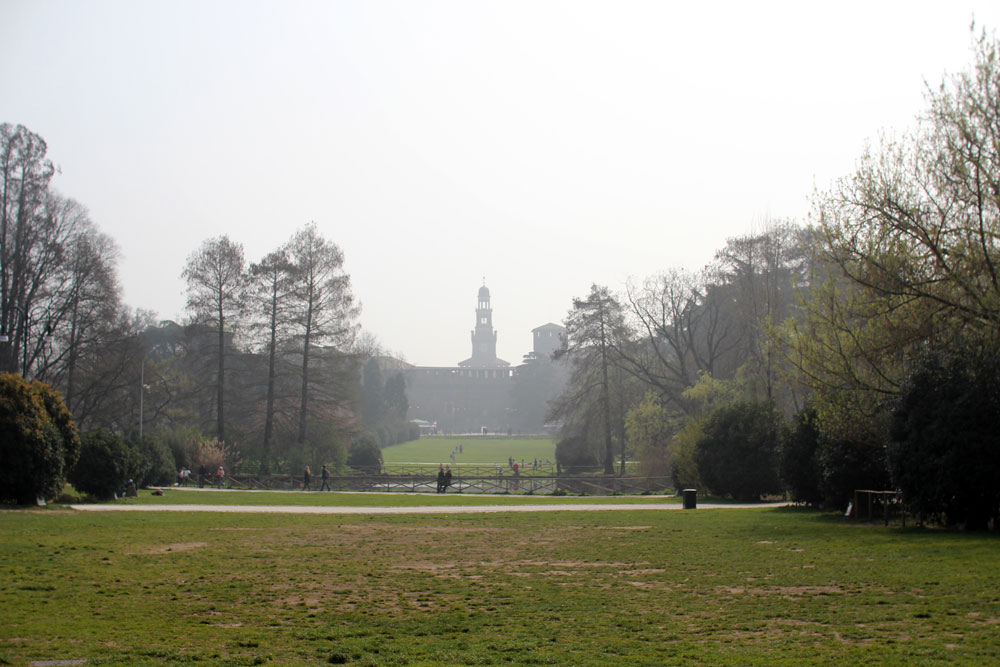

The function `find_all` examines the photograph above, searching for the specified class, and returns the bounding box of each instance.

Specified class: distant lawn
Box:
[3,507,999,665]
[381,435,555,465]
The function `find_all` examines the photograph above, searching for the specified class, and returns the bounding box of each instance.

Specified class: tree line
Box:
[0,121,411,501]
[550,29,1000,529]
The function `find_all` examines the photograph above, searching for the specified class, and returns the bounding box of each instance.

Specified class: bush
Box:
[0,373,80,504]
[555,435,601,473]
[695,400,784,501]
[347,433,382,471]
[781,407,823,505]
[69,430,137,500]
[889,346,1000,529]
[816,433,891,511]
[136,436,177,487]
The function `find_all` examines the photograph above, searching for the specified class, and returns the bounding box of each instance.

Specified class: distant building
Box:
[458,284,509,368]
[403,283,566,434]
[531,322,566,360]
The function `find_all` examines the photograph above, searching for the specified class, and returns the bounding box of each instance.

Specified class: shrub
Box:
[347,433,382,471]
[695,400,784,501]
[0,373,80,504]
[816,432,891,511]
[780,406,823,505]
[555,435,601,473]
[136,436,177,487]
[889,346,1000,529]
[69,430,137,500]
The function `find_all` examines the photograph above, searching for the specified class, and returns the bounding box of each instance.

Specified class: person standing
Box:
[320,464,331,492]
[215,465,225,489]
[303,465,311,491]
[444,465,453,493]
[436,464,445,493]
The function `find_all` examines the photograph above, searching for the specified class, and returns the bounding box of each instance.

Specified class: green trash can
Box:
[682,489,697,509]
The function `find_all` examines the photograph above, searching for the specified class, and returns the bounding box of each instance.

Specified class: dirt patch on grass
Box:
[718,585,845,597]
[144,542,209,554]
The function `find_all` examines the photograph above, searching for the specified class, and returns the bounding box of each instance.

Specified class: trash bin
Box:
[682,488,697,509]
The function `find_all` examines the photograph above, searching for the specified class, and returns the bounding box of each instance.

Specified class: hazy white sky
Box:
[2,1,998,366]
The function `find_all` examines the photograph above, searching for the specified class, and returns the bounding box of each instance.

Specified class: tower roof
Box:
[478,285,490,299]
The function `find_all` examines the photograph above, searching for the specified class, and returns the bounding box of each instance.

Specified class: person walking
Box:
[215,465,225,489]
[303,465,311,491]
[320,464,331,491]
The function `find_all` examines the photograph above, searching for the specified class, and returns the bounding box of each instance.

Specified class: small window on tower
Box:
[481,317,487,324]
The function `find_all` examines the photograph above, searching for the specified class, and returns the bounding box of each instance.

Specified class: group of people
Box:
[179,464,226,488]
[436,464,453,493]
[302,465,331,491]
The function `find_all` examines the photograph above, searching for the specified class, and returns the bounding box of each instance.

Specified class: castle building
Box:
[403,283,566,434]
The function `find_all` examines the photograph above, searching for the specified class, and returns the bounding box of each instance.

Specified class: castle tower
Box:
[458,282,509,368]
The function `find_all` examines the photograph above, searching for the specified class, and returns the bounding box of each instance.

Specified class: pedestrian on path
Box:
[303,465,311,491]
[320,464,331,491]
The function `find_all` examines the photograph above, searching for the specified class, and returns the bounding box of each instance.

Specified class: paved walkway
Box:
[70,502,787,515]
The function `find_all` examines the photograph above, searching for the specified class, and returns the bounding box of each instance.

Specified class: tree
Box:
[247,248,296,473]
[0,373,80,503]
[286,223,359,447]
[624,269,741,413]
[0,123,54,375]
[553,285,630,474]
[694,400,784,501]
[794,29,1000,437]
[889,344,1000,529]
[182,235,247,444]
[625,392,674,478]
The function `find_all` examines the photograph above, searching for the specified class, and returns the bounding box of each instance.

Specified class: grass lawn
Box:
[2,505,999,665]
[380,436,555,466]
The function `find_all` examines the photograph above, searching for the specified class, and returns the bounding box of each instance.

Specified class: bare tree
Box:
[182,235,246,444]
[286,223,360,447]
[247,248,295,472]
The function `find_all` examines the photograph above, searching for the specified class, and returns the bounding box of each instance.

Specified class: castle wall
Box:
[405,366,516,434]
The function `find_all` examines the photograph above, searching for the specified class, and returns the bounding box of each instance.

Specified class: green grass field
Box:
[381,435,555,466]
[3,503,999,665]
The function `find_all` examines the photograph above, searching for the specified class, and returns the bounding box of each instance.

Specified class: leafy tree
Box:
[790,28,1000,451]
[182,235,247,444]
[694,400,784,501]
[69,430,135,500]
[0,373,80,503]
[889,345,1000,529]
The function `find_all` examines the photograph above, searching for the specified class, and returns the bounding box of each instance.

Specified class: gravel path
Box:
[70,502,787,515]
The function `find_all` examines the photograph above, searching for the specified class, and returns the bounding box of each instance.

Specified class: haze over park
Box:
[4,1,1000,366]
